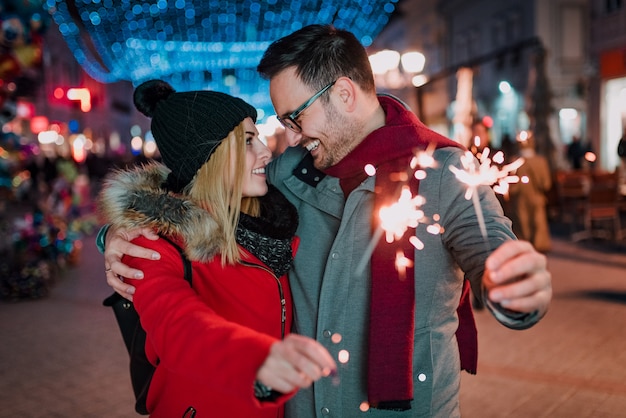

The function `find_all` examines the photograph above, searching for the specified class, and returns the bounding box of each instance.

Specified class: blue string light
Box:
[44,0,398,120]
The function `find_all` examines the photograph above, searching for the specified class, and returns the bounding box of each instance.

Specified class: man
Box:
[102,25,551,417]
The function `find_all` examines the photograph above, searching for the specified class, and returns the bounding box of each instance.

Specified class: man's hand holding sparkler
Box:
[483,240,552,318]
[447,147,551,321]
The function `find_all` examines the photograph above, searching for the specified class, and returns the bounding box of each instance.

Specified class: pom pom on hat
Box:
[133,80,175,118]
[133,80,257,192]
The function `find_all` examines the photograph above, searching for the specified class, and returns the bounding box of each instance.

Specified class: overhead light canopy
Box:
[45,0,399,119]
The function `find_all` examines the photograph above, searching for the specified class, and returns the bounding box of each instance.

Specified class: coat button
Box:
[322,330,332,338]
[321,407,330,415]
[418,373,427,382]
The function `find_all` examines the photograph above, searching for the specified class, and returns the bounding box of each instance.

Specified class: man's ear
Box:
[333,76,357,112]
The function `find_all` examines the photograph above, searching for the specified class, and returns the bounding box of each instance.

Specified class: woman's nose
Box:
[259,142,272,160]
[284,129,303,147]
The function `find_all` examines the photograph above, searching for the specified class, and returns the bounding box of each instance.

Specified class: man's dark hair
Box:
[257,24,375,94]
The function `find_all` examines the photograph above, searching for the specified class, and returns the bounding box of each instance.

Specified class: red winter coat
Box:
[99,164,298,418]
[126,237,295,418]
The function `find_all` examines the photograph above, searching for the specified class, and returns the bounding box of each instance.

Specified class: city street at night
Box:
[1,206,625,417]
[2,0,626,417]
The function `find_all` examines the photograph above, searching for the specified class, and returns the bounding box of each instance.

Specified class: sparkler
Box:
[349,144,525,413]
[356,143,522,274]
[355,145,441,275]
[449,148,524,241]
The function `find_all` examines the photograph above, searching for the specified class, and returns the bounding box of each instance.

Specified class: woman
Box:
[98,80,335,418]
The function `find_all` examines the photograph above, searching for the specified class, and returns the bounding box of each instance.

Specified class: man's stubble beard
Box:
[314,105,361,170]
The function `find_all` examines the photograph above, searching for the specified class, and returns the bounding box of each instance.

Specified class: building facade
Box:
[437,0,590,170]
[368,0,451,135]
[588,0,626,172]
[35,21,147,162]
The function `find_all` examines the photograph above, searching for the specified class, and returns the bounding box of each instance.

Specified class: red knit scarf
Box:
[324,96,477,410]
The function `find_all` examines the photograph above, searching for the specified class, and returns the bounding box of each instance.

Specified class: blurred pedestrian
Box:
[617,126,626,184]
[617,126,626,165]
[566,135,588,170]
[499,133,517,163]
[509,134,552,253]
[470,119,491,158]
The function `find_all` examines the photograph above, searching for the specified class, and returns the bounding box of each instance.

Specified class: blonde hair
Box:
[188,122,260,265]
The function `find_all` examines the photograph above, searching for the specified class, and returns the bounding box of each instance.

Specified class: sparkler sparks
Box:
[410,143,438,176]
[357,144,523,274]
[394,249,414,279]
[449,148,524,240]
[379,186,426,243]
[355,145,442,275]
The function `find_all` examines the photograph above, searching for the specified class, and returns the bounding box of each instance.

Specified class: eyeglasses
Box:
[277,80,336,133]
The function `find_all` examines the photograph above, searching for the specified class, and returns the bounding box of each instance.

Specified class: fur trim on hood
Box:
[98,162,224,262]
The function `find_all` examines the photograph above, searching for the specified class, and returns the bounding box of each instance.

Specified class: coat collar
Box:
[98,162,223,262]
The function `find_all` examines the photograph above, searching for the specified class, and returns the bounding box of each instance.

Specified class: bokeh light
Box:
[45,0,400,121]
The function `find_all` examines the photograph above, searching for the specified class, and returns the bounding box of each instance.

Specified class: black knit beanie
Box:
[133,79,257,192]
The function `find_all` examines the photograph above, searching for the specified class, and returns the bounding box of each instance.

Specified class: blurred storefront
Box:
[589,0,626,172]
[435,0,590,172]
[597,48,626,172]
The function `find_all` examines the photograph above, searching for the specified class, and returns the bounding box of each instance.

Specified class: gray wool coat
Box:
[267,144,537,418]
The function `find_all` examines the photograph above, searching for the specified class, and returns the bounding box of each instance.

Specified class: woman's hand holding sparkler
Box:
[483,240,552,317]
